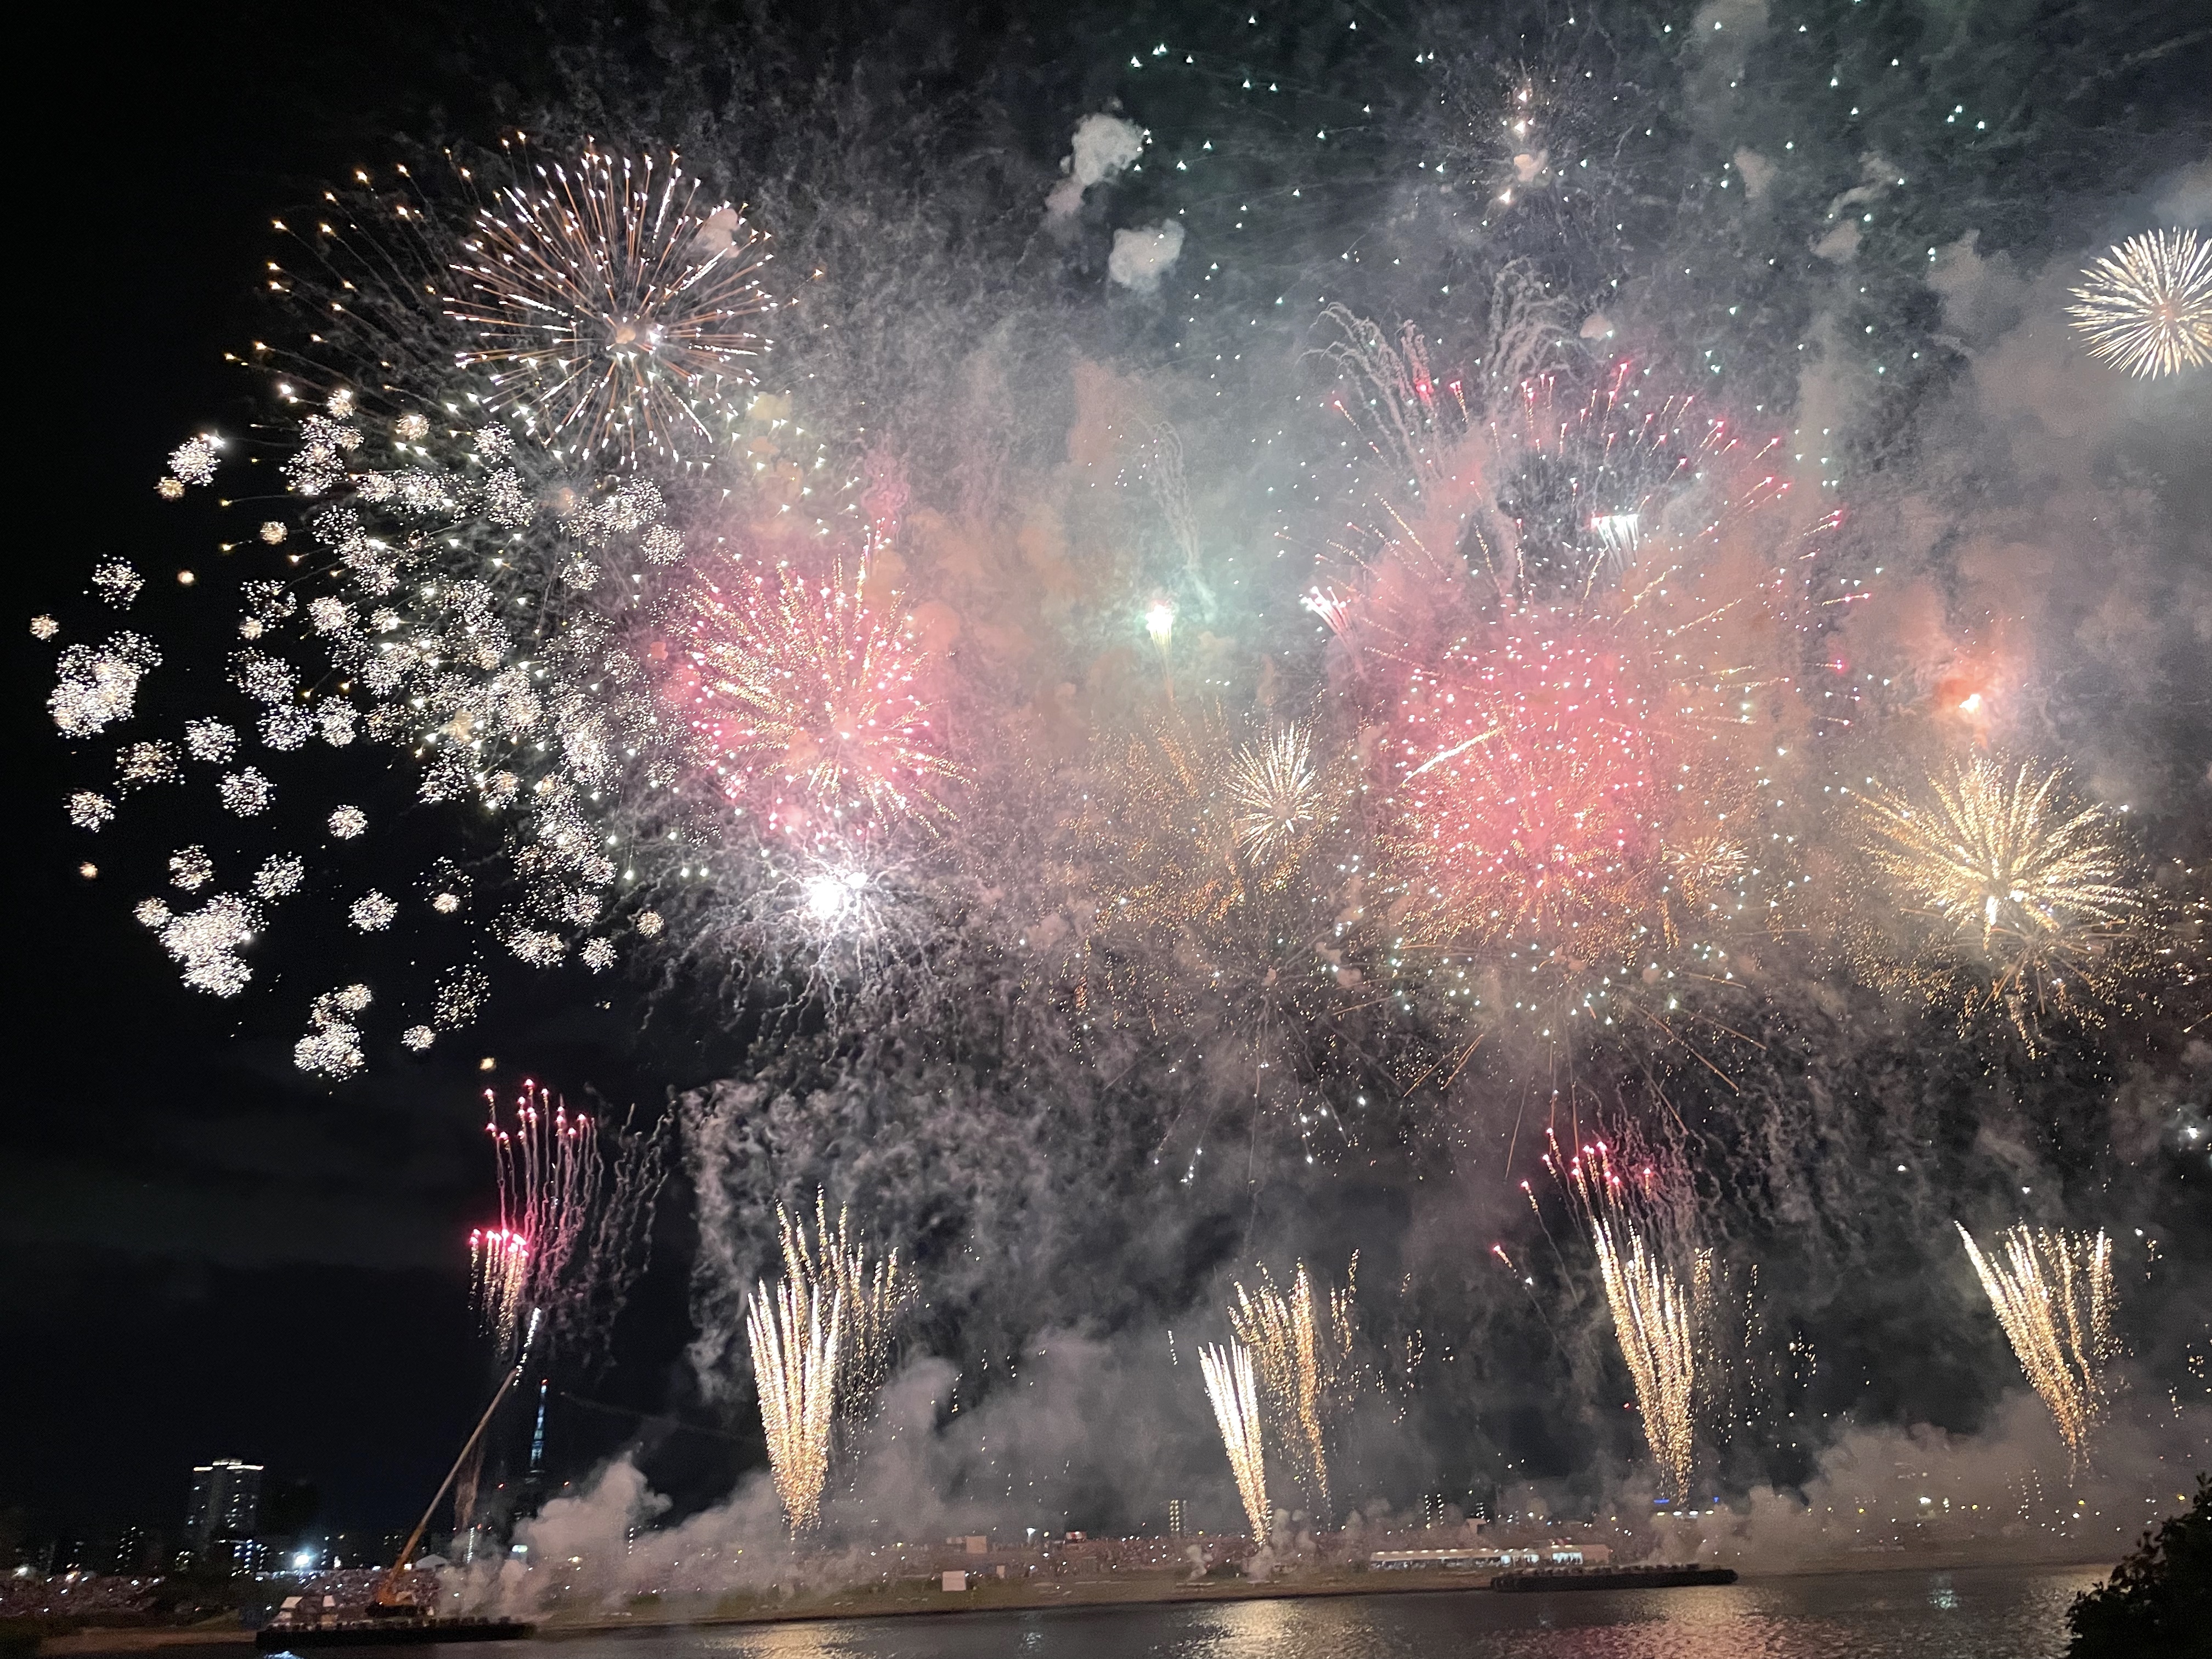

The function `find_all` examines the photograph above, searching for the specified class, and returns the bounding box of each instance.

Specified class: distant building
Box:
[1166,1499,1186,1537]
[186,1459,263,1558]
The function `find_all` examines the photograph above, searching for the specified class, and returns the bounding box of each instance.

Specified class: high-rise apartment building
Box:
[185,1459,263,1550]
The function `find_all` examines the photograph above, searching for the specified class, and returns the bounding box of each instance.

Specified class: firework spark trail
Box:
[1856,755,2147,1047]
[1590,1220,1697,1502]
[450,144,774,462]
[1551,1136,1699,1499]
[1226,1257,1357,1519]
[1956,1223,2117,1476]
[470,1081,602,1352]
[2065,228,2212,379]
[1198,1341,1272,1544]
[747,1276,843,1533]
[777,1191,911,1415]
[469,1228,531,1354]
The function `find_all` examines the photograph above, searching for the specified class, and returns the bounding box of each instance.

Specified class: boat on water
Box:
[256,1616,535,1650]
[1491,1564,1737,1592]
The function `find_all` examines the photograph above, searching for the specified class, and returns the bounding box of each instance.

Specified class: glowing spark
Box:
[2065,229,2212,379]
[1198,1341,1271,1543]
[1146,599,1177,645]
[1956,1223,2115,1475]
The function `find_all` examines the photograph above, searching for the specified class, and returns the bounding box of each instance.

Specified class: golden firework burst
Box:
[778,1191,911,1414]
[2065,229,2212,379]
[746,1276,840,1532]
[1226,725,1328,867]
[1855,755,2146,1046]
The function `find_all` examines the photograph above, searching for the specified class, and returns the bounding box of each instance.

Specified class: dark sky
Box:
[6,0,662,1545]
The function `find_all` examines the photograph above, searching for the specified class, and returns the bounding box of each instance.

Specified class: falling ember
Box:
[1198,1341,1271,1544]
[1956,1223,2117,1476]
[450,145,774,462]
[747,1276,841,1533]
[2064,228,2212,380]
[1226,1257,1357,1520]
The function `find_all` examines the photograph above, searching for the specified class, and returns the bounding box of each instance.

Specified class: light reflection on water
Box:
[488,1565,2101,1659]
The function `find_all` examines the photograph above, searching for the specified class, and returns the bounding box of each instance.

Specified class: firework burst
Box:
[1226,1257,1358,1520]
[1198,1341,1272,1543]
[672,552,958,839]
[2065,229,2212,379]
[746,1276,841,1533]
[1226,725,1330,869]
[1855,756,2147,1048]
[468,1081,667,1367]
[1956,1223,2117,1476]
[450,144,774,462]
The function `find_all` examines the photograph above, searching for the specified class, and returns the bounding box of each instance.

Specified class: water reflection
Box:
[521,1565,2098,1659]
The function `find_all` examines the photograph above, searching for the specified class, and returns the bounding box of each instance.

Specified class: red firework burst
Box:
[1389,618,1661,949]
[670,554,957,839]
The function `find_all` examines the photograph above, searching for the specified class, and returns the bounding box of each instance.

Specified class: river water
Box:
[493,1564,2102,1658]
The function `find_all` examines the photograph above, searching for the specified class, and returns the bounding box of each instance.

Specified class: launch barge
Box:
[256,1616,535,1649]
[1491,1564,1737,1592]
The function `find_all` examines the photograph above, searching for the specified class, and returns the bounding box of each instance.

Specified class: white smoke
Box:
[1108,221,1186,292]
[1046,113,1146,220]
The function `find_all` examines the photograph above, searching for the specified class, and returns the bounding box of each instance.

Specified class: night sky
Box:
[8,0,2208,1557]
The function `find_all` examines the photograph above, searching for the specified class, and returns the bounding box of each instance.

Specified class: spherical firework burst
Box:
[2065,229,2212,379]
[1388,623,1660,952]
[1311,313,1838,1054]
[1226,725,1330,870]
[1855,755,2148,1048]
[449,145,775,464]
[44,140,789,1067]
[670,551,959,840]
